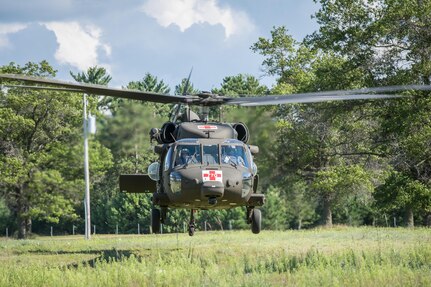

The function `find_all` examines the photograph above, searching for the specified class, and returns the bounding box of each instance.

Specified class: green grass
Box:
[0,227,430,286]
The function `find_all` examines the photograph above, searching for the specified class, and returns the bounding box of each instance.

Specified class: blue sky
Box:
[0,0,319,92]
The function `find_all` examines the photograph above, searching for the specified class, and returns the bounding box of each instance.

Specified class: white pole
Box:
[83,94,91,240]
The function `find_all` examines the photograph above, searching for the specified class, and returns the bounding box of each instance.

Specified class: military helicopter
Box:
[1,73,430,236]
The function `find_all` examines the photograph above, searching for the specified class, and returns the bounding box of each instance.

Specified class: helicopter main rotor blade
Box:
[2,73,430,106]
[0,74,193,104]
[227,94,404,106]
[225,85,431,106]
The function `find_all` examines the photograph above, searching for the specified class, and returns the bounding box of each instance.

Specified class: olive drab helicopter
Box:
[1,73,431,236]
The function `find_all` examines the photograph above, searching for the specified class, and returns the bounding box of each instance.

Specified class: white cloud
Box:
[0,23,28,48]
[141,0,254,38]
[42,22,111,71]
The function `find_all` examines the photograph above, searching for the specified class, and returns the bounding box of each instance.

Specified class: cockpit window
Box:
[202,145,219,165]
[164,146,173,171]
[221,145,249,168]
[175,144,200,167]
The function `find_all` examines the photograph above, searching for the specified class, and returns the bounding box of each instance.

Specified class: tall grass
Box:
[0,227,430,286]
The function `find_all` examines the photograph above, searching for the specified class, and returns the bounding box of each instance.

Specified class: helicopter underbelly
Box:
[164,166,252,209]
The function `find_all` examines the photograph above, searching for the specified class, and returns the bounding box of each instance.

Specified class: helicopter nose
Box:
[201,181,224,205]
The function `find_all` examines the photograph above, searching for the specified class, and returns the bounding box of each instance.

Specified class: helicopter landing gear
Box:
[161,207,168,224]
[151,208,161,234]
[188,209,196,236]
[246,207,261,234]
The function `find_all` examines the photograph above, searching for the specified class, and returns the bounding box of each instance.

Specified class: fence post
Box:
[116,224,118,235]
[93,225,96,235]
[138,223,140,235]
[50,226,53,237]
[6,228,8,238]
[72,225,76,235]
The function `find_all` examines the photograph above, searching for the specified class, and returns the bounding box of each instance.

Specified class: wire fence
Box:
[2,220,232,238]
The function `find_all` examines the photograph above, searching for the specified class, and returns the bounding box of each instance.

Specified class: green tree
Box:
[375,171,431,227]
[127,73,170,94]
[311,0,431,224]
[312,165,373,227]
[70,66,112,85]
[0,61,84,238]
[126,74,171,119]
[94,74,171,233]
[311,0,431,85]
[0,197,12,233]
[261,186,288,230]
[175,78,199,95]
[251,26,315,87]
[252,26,384,227]
[212,74,269,96]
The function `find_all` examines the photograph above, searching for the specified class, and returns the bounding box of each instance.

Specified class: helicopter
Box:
[1,73,430,236]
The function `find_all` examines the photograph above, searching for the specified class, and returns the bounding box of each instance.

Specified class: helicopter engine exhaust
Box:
[232,122,249,143]
[160,122,177,143]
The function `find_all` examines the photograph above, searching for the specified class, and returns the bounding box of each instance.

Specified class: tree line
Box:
[1,0,430,238]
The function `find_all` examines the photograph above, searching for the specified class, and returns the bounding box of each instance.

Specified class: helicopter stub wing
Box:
[0,74,193,104]
[119,174,156,193]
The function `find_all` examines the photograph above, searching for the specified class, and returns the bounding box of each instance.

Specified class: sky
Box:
[0,0,320,92]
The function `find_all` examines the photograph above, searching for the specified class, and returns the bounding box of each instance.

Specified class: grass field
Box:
[0,227,430,286]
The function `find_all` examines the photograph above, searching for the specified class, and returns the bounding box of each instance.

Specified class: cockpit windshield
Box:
[202,144,219,165]
[173,142,250,168]
[174,144,200,166]
[221,145,249,168]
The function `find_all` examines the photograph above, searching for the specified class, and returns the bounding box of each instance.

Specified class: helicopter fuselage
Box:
[158,138,262,209]
[119,121,265,234]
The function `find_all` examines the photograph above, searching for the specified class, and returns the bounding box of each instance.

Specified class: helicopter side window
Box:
[221,145,249,168]
[175,145,200,167]
[202,145,219,165]
[247,147,257,174]
[164,146,173,171]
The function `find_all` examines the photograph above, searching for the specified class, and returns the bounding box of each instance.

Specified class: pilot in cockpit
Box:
[177,148,190,165]
[222,145,245,166]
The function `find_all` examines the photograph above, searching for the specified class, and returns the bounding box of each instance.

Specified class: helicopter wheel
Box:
[151,208,161,234]
[188,209,196,236]
[251,209,261,234]
[188,225,195,236]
